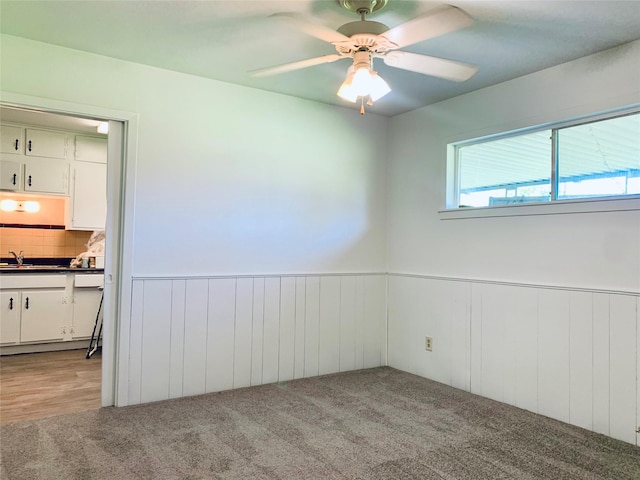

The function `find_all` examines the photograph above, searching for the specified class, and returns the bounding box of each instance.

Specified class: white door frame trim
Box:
[0,91,138,407]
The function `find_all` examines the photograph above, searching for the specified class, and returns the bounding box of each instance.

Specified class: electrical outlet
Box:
[425,336,433,351]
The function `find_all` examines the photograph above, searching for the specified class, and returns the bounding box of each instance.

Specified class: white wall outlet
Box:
[425,336,433,351]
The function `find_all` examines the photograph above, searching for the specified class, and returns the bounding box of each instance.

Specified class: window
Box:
[452,111,640,208]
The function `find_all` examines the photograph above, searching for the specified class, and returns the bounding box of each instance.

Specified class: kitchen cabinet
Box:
[68,161,106,230]
[24,158,69,194]
[0,124,70,195]
[0,125,23,155]
[0,291,20,344]
[0,272,104,351]
[20,290,69,343]
[25,129,68,159]
[0,126,68,159]
[72,274,103,339]
[0,159,22,191]
[75,135,107,163]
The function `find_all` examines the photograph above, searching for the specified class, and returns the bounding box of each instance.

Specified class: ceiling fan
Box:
[252,0,478,114]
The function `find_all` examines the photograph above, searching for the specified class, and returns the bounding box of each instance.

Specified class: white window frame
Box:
[442,106,640,219]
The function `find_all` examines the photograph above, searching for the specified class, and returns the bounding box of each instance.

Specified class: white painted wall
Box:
[1,34,389,276]
[386,40,640,444]
[1,34,389,406]
[387,40,640,291]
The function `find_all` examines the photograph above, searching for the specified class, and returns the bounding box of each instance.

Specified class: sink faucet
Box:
[9,250,24,267]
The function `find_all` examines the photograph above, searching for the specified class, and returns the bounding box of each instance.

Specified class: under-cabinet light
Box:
[1,199,40,213]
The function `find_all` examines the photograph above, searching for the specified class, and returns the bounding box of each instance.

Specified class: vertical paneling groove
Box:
[278,277,296,382]
[304,277,320,377]
[569,291,593,430]
[140,280,172,403]
[609,294,636,444]
[128,280,144,405]
[537,289,570,423]
[169,279,186,399]
[339,276,356,373]
[592,293,610,435]
[319,276,341,375]
[182,279,209,397]
[364,275,386,369]
[251,278,265,386]
[262,277,281,384]
[294,277,306,379]
[206,278,236,393]
[354,276,365,370]
[480,284,505,403]
[513,287,538,414]
[469,283,482,395]
[234,278,253,389]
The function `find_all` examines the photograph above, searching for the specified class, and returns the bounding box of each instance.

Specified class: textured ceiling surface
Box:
[1,1,639,117]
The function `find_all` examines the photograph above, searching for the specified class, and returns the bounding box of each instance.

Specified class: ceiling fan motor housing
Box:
[339,0,388,15]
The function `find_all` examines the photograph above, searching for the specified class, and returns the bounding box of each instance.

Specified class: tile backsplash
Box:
[1,228,93,259]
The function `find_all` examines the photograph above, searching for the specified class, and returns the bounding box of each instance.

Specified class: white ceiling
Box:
[1,1,639,117]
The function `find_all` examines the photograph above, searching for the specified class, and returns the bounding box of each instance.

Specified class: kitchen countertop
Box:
[0,266,104,274]
[0,257,104,274]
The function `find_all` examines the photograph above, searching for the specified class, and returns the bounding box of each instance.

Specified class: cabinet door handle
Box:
[28,140,32,152]
[9,297,13,310]
[28,175,32,187]
[14,139,19,151]
[25,297,29,309]
[12,173,17,185]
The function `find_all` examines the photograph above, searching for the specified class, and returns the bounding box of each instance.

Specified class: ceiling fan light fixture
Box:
[337,55,391,104]
[337,66,358,102]
[368,71,391,101]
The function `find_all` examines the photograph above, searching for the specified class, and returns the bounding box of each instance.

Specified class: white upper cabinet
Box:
[75,135,107,163]
[25,129,68,159]
[0,160,22,190]
[24,159,69,194]
[69,161,107,230]
[0,125,23,155]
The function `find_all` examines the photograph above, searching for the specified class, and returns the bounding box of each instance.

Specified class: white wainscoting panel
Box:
[568,291,593,431]
[128,274,387,405]
[387,274,639,445]
[609,294,637,444]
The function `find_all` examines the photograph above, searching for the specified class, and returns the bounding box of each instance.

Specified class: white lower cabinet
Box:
[20,290,69,342]
[0,291,21,344]
[0,273,104,351]
[72,274,103,339]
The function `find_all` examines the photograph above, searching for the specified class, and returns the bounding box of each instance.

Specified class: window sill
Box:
[439,196,640,220]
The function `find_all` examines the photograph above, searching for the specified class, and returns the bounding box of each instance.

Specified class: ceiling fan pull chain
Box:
[360,97,365,115]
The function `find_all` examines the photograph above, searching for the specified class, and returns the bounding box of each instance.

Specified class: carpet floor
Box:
[1,367,638,479]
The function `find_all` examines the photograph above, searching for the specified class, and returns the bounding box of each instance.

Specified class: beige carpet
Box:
[1,367,639,479]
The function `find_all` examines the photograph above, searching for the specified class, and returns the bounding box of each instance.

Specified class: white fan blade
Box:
[271,12,351,44]
[251,54,345,77]
[383,51,478,82]
[381,6,473,49]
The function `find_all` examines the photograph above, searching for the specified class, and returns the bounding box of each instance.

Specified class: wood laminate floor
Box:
[0,349,101,424]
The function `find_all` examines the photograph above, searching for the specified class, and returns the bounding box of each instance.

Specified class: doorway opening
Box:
[0,102,127,421]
